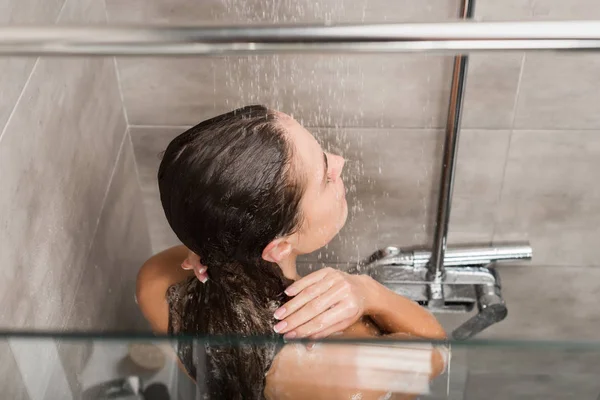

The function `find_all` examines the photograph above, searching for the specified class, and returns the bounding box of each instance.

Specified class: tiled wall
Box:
[0,0,152,397]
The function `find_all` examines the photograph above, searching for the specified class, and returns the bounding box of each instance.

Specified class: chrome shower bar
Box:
[1,21,600,56]
[428,0,473,297]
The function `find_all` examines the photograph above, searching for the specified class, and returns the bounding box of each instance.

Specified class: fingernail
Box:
[306,343,315,350]
[198,266,206,274]
[284,287,296,296]
[273,321,287,333]
[273,307,286,320]
[199,275,208,284]
[283,331,296,340]
[181,262,191,270]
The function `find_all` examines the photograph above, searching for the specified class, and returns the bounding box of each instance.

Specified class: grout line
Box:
[491,53,527,243]
[0,58,40,146]
[55,0,70,21]
[99,0,132,128]
[112,57,130,126]
[62,128,129,329]
[86,128,128,256]
[127,129,154,249]
[0,0,69,146]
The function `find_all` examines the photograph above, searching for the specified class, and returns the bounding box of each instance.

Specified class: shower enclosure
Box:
[2,0,600,398]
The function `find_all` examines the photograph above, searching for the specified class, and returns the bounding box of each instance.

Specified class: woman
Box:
[137,105,447,399]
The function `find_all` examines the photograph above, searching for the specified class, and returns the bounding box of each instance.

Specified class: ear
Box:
[262,237,293,263]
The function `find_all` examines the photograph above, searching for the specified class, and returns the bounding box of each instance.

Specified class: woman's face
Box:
[278,113,348,255]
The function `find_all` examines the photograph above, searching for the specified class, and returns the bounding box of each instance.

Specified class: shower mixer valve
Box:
[357,244,532,340]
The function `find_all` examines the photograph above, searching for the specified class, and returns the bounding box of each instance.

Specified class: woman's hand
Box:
[181,250,208,283]
[273,268,373,340]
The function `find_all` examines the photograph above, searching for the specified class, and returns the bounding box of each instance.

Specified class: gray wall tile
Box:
[117,55,454,128]
[130,126,184,252]
[494,130,600,266]
[0,0,126,329]
[9,338,72,400]
[474,0,534,21]
[0,0,65,132]
[106,0,458,24]
[475,266,600,340]
[107,0,465,129]
[529,0,600,19]
[467,345,600,376]
[462,54,524,129]
[465,372,600,400]
[514,53,600,129]
[0,341,30,400]
[58,135,152,397]
[65,134,152,332]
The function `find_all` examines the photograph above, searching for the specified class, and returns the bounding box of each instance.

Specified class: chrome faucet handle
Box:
[451,268,507,340]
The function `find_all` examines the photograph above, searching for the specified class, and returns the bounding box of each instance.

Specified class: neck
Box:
[277,254,301,281]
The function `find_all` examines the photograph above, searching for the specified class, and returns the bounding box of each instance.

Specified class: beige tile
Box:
[448,129,511,245]
[494,130,600,266]
[465,371,600,400]
[129,126,183,196]
[66,135,152,332]
[117,54,454,128]
[462,54,524,129]
[55,338,91,399]
[0,341,30,400]
[59,137,152,396]
[130,126,184,252]
[9,338,72,400]
[0,0,125,327]
[0,0,65,132]
[459,0,600,21]
[529,0,600,19]
[475,265,600,341]
[474,0,534,21]
[514,53,600,129]
[467,345,600,376]
[106,0,458,24]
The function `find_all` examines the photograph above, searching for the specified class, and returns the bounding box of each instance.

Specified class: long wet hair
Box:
[158,105,305,399]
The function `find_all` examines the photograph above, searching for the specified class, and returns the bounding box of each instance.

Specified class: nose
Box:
[331,154,345,180]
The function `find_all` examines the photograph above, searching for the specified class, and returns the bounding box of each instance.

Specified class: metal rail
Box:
[0,21,600,56]
[428,0,474,285]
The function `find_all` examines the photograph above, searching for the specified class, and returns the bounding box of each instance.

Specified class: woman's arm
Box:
[136,245,194,332]
[274,268,446,341]
[362,276,447,340]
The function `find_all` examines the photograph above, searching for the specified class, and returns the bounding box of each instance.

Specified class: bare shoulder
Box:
[136,245,193,333]
[265,327,444,400]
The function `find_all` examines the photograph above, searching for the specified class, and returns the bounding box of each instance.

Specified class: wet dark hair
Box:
[158,105,305,399]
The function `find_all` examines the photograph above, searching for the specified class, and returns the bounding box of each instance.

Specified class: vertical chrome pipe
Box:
[427,0,475,282]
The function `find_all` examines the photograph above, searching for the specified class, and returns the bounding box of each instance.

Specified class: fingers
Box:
[275,275,340,321]
[285,304,359,339]
[193,265,208,283]
[181,252,208,283]
[275,280,347,334]
[283,267,334,296]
